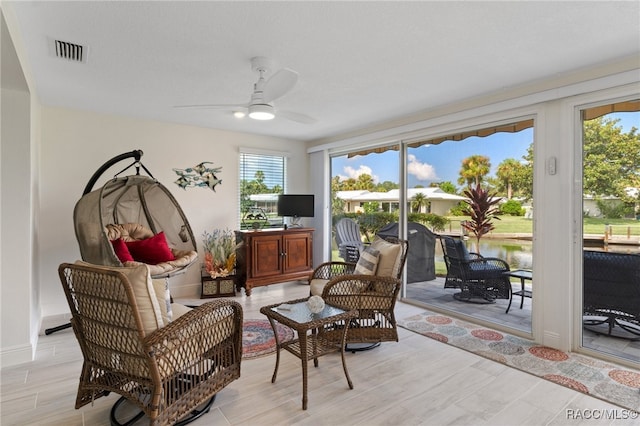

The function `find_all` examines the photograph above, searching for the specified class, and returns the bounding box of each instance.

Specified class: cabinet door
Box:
[283,232,312,273]
[251,234,282,278]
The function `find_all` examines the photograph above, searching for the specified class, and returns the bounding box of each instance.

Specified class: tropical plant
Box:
[458,155,491,187]
[411,192,428,213]
[461,183,501,253]
[202,229,236,277]
[496,158,524,199]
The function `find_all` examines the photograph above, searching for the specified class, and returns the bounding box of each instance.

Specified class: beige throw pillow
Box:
[370,236,402,278]
[74,261,164,335]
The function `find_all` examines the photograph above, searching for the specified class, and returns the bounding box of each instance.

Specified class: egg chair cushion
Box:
[106,223,197,277]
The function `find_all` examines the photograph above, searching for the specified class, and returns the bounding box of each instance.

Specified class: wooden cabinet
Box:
[235,228,314,296]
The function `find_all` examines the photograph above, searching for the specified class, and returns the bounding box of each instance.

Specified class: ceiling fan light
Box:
[248,104,275,120]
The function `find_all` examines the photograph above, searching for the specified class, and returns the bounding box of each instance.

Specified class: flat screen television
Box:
[277,194,314,222]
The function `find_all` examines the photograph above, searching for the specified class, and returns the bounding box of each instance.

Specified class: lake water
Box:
[435,238,533,270]
[434,237,638,271]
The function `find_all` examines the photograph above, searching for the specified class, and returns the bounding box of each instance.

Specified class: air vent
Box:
[52,39,86,63]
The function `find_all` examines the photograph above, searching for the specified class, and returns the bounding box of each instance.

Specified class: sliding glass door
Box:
[580,99,640,363]
[403,120,535,334]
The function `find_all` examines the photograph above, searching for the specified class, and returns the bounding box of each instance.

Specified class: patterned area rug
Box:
[399,311,640,411]
[243,319,294,360]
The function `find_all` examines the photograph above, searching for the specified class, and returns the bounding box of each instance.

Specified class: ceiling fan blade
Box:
[278,110,317,124]
[262,68,298,103]
[173,103,247,110]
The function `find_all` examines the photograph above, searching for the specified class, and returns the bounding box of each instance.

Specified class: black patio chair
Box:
[440,235,511,303]
[583,250,640,340]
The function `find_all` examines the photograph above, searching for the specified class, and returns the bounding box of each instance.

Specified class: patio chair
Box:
[309,236,408,351]
[58,261,243,425]
[334,218,366,262]
[439,235,511,303]
[583,250,640,340]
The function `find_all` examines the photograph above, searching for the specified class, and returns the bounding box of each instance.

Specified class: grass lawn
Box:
[446,216,640,236]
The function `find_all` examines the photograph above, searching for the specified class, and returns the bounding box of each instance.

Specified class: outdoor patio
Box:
[403,277,640,363]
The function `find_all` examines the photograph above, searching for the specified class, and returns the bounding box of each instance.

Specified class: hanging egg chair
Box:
[73,149,198,278]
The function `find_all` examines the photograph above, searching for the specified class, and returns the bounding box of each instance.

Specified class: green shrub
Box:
[408,212,449,231]
[596,199,634,219]
[449,202,469,216]
[500,199,525,216]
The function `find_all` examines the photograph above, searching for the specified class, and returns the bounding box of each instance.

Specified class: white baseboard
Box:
[1,343,34,368]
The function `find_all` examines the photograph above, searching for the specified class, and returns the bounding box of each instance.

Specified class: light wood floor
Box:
[1,281,628,426]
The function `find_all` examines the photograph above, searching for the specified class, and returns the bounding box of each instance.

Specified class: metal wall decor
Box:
[173,162,222,191]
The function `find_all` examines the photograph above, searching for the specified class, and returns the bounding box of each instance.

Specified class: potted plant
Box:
[202,228,236,278]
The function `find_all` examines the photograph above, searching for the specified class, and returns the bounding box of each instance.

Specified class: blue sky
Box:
[332,112,639,189]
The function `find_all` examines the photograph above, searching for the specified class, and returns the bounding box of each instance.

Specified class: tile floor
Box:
[1,280,635,426]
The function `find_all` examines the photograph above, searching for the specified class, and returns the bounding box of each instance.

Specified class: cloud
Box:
[407,154,438,181]
[339,164,379,183]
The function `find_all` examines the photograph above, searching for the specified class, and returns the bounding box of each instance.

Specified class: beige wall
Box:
[38,107,309,316]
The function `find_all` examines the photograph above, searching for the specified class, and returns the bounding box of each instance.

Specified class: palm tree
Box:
[411,192,428,213]
[496,158,522,199]
[458,155,491,187]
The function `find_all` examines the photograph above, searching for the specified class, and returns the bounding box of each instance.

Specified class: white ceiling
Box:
[4,1,640,142]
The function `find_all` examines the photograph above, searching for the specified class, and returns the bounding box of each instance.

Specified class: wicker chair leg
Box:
[109,394,216,426]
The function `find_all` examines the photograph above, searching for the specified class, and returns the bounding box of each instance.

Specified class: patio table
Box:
[503,269,532,313]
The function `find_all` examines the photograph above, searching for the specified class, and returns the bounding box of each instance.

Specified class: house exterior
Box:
[336,188,466,216]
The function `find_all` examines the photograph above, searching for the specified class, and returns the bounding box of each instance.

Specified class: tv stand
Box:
[235,228,314,296]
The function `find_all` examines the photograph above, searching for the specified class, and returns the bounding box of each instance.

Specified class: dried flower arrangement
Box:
[202,229,236,278]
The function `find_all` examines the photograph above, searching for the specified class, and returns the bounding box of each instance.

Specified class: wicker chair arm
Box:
[311,261,357,280]
[145,300,243,376]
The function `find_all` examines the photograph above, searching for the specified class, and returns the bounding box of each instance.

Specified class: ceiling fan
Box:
[175,57,316,124]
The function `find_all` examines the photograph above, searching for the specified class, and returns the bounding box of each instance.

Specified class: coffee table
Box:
[503,269,533,313]
[260,297,357,410]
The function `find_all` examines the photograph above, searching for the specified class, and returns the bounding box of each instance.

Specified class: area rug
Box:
[399,311,640,411]
[243,319,294,360]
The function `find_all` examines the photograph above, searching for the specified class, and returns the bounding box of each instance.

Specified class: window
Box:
[239,152,286,229]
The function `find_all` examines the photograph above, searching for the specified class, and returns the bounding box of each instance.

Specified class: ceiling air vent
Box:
[52,39,86,63]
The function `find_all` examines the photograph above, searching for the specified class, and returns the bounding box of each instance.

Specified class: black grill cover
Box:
[378,222,436,283]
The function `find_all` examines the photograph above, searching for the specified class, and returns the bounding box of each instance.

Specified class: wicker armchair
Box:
[440,236,511,303]
[309,236,408,350]
[58,262,243,426]
[583,250,640,340]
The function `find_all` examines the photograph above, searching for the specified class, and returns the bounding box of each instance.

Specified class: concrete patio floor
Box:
[403,277,640,364]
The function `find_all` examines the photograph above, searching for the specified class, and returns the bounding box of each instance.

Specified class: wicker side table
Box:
[260,298,357,410]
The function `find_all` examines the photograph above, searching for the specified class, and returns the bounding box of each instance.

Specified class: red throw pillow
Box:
[125,232,175,265]
[110,238,134,263]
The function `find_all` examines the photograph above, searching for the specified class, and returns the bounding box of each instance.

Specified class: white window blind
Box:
[239,152,286,229]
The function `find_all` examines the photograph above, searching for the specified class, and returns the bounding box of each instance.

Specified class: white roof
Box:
[337,188,466,202]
